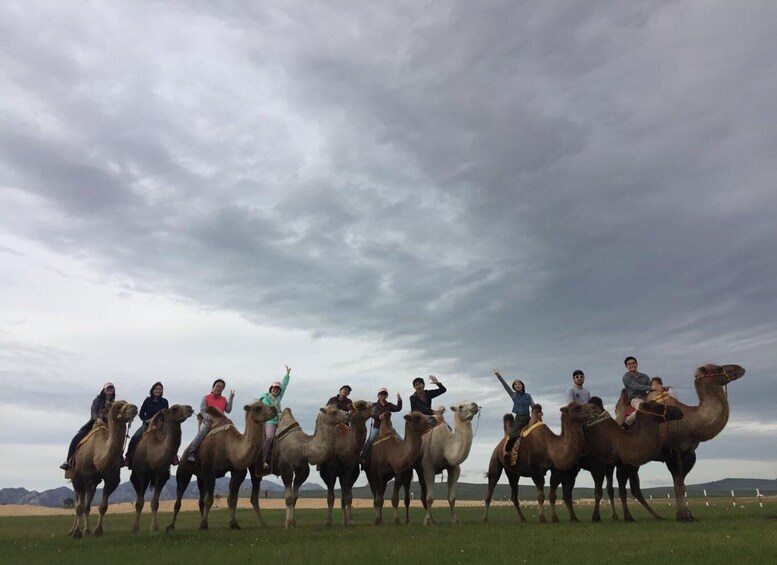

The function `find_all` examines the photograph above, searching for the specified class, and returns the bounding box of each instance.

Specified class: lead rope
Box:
[472,407,482,438]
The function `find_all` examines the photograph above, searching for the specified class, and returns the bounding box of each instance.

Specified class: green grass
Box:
[1,502,776,565]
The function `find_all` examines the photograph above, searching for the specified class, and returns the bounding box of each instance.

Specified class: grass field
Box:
[1,501,776,565]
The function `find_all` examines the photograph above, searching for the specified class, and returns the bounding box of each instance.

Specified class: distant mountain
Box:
[2,477,774,508]
[0,476,325,508]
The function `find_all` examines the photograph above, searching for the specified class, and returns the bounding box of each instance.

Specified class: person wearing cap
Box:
[60,382,117,470]
[566,370,591,405]
[259,365,291,469]
[493,369,535,461]
[185,378,235,463]
[327,385,355,413]
[409,375,446,416]
[360,387,402,464]
[124,381,170,468]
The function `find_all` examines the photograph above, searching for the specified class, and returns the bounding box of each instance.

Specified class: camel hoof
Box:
[130,525,139,533]
[624,516,636,523]
[393,518,401,526]
[538,516,546,524]
[570,516,579,523]
[93,528,103,537]
[84,529,93,536]
[592,515,601,523]
[229,522,241,530]
[72,529,82,539]
[654,515,667,521]
[198,524,209,531]
[165,525,175,533]
[551,516,560,523]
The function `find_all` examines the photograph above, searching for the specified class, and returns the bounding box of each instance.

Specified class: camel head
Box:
[560,401,598,424]
[404,411,437,433]
[245,401,277,424]
[167,404,195,423]
[108,400,138,423]
[350,400,377,422]
[695,364,745,386]
[318,404,351,425]
[378,411,395,434]
[639,400,684,423]
[450,401,480,422]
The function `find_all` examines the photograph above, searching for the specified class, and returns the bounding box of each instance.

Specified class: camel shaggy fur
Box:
[68,400,139,538]
[129,404,194,532]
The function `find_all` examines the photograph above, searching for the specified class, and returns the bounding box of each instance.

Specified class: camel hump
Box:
[147,409,167,430]
[205,406,224,419]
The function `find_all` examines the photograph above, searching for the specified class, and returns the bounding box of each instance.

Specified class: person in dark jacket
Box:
[327,385,355,412]
[409,375,446,415]
[124,381,169,467]
[60,382,117,470]
[360,387,402,463]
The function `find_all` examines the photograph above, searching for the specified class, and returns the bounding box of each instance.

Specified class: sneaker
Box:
[186,453,196,463]
[171,455,180,466]
[60,461,71,471]
[262,462,270,470]
[122,457,131,468]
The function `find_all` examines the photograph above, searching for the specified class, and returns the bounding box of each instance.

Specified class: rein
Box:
[275,421,300,442]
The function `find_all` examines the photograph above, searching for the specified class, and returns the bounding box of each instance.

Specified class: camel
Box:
[67,400,139,538]
[249,405,351,529]
[317,400,378,527]
[482,401,598,523]
[365,411,437,526]
[550,399,684,523]
[394,401,480,525]
[129,404,194,533]
[615,363,745,521]
[166,401,277,531]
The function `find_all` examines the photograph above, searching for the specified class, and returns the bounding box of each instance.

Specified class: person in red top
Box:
[186,378,234,463]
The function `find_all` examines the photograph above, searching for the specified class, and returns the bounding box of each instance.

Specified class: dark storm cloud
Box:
[1,0,775,433]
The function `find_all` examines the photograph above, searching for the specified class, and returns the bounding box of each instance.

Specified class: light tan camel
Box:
[365,411,437,526]
[250,405,351,529]
[394,401,480,525]
[129,404,194,533]
[68,400,138,538]
[615,363,745,521]
[483,402,597,523]
[318,400,378,527]
[551,399,684,523]
[166,401,277,531]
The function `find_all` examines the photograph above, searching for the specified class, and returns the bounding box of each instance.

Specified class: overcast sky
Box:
[1,1,775,494]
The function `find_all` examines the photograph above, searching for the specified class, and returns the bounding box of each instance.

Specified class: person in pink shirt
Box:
[185,378,234,463]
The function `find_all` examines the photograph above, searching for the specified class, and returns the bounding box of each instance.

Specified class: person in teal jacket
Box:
[259,365,291,469]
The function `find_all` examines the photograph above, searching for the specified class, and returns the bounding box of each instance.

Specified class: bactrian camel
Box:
[68,400,139,538]
[250,405,351,529]
[483,401,598,523]
[129,404,194,532]
[318,400,378,527]
[550,399,684,523]
[167,401,277,531]
[615,363,745,521]
[395,401,480,525]
[365,411,437,526]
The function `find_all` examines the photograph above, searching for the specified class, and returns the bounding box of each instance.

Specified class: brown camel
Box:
[550,399,684,523]
[365,410,437,526]
[394,401,480,525]
[129,404,194,533]
[615,363,745,521]
[166,401,277,531]
[317,400,378,527]
[483,402,597,523]
[68,400,139,538]
[249,405,351,529]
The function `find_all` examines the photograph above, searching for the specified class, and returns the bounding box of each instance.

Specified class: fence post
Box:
[757,489,763,508]
[731,490,736,507]
[703,489,709,507]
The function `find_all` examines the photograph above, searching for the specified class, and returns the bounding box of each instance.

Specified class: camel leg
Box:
[150,473,166,532]
[248,467,267,527]
[198,473,216,530]
[560,468,579,522]
[508,469,528,522]
[627,467,665,520]
[446,465,461,525]
[83,482,97,535]
[421,465,438,526]
[322,465,335,527]
[590,464,604,522]
[70,479,85,538]
[166,465,191,532]
[482,454,503,523]
[372,473,389,526]
[284,466,309,529]
[548,470,561,523]
[342,466,357,526]
[665,450,696,522]
[228,470,247,530]
[616,465,635,522]
[130,472,144,533]
[94,474,119,537]
[532,474,547,523]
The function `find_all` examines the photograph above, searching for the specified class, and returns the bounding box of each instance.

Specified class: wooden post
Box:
[731,489,736,507]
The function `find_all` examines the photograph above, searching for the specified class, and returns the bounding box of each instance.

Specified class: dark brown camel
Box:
[615,363,745,521]
[68,400,139,538]
[365,411,437,526]
[483,402,597,523]
[166,401,276,531]
[317,400,378,526]
[129,404,194,532]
